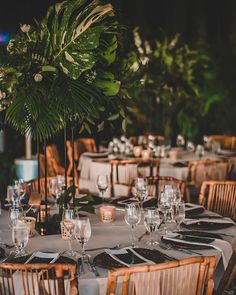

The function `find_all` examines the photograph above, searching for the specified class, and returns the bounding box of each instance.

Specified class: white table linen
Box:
[0,208,235,294]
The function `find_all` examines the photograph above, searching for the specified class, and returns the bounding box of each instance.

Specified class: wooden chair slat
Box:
[106,256,216,295]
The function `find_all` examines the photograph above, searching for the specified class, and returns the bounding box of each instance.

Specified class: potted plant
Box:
[0,0,130,222]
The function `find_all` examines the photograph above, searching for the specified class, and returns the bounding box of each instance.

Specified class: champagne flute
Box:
[6,185,14,203]
[175,202,185,230]
[74,217,91,260]
[62,208,76,256]
[12,222,29,257]
[144,208,161,246]
[97,175,109,202]
[124,203,141,247]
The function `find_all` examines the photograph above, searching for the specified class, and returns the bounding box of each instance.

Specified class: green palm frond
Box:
[1,0,128,141]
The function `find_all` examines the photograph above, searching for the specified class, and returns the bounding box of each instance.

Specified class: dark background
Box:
[1,0,236,149]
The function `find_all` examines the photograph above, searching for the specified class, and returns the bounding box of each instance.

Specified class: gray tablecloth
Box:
[0,208,235,294]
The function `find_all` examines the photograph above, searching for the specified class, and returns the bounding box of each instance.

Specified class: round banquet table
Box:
[0,206,235,295]
[78,149,235,197]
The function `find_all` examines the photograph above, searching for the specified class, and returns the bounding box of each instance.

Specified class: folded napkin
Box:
[84,152,109,158]
[185,203,204,212]
[183,218,235,226]
[163,233,233,269]
[105,248,155,267]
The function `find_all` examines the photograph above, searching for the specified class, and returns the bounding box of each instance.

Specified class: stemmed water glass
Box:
[144,208,161,246]
[124,203,141,247]
[135,178,148,211]
[13,179,26,206]
[97,175,109,202]
[158,192,171,234]
[49,178,60,204]
[74,217,91,260]
[62,208,76,257]
[6,185,14,203]
[175,202,185,230]
[49,176,65,205]
[9,206,24,228]
[11,221,29,257]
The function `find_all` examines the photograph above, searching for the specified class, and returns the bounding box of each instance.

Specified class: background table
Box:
[78,150,229,197]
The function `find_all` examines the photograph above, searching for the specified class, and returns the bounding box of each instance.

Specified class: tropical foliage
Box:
[0,0,129,141]
[120,28,222,140]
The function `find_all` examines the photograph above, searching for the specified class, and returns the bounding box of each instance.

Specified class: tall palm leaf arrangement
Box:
[0,0,128,141]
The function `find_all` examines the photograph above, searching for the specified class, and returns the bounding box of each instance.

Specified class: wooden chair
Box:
[66,140,79,183]
[199,180,236,220]
[186,159,228,203]
[110,159,160,197]
[45,145,65,176]
[74,138,97,158]
[208,135,236,150]
[107,256,216,295]
[0,263,78,295]
[227,158,236,180]
[128,175,186,200]
[187,159,228,187]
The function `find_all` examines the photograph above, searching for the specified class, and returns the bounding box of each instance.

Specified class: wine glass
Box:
[97,175,109,202]
[9,206,24,228]
[12,221,29,257]
[6,185,14,203]
[13,179,26,206]
[74,217,91,260]
[57,175,65,191]
[158,192,171,234]
[135,178,148,211]
[144,208,161,246]
[124,203,141,247]
[49,178,60,203]
[175,202,185,230]
[62,208,76,256]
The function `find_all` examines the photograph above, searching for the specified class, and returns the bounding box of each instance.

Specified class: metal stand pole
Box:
[37,139,40,193]
[64,126,67,188]
[43,140,48,224]
[72,127,75,205]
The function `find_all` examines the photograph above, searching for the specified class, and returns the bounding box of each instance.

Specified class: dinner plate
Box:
[0,247,5,260]
[185,206,205,217]
[93,248,166,269]
[182,221,234,230]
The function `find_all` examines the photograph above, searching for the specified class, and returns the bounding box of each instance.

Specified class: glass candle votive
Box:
[133,146,143,157]
[38,205,50,222]
[99,205,116,223]
[141,149,151,159]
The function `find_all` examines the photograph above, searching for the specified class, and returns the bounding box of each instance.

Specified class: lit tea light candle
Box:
[141,149,151,159]
[133,146,143,157]
[99,205,116,223]
[38,205,50,222]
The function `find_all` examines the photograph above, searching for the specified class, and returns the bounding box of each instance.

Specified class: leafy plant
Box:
[120,29,222,140]
[0,0,129,141]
